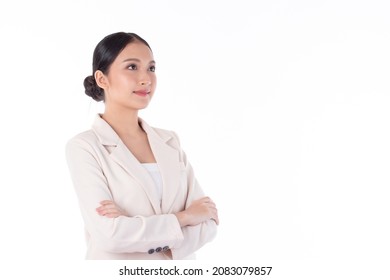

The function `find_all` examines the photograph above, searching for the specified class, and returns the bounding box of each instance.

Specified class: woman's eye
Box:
[149,65,156,72]
[127,64,137,70]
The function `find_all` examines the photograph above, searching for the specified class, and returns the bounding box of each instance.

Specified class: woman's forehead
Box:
[115,42,154,63]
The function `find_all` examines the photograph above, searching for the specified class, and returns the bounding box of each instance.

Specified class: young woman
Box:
[66,32,218,260]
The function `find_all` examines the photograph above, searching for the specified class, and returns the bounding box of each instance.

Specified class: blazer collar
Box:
[92,114,172,146]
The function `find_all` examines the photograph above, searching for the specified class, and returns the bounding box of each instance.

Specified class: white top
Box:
[142,162,194,259]
[142,163,163,202]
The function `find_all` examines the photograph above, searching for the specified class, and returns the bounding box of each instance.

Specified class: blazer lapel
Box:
[92,115,162,215]
[109,143,162,215]
[140,119,182,214]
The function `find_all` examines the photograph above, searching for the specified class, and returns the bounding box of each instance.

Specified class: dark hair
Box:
[83,32,151,102]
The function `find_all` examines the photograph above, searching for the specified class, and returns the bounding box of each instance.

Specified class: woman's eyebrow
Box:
[122,58,156,64]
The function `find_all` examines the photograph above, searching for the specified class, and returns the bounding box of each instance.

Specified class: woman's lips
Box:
[133,90,149,97]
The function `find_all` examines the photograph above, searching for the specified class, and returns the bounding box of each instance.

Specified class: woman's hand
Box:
[96,200,126,218]
[175,197,219,227]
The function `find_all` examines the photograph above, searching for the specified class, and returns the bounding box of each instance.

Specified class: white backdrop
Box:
[1,0,389,279]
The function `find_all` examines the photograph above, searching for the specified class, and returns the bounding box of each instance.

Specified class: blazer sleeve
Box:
[65,137,185,254]
[169,132,218,260]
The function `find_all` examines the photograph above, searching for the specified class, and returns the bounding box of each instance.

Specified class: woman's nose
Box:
[140,80,151,86]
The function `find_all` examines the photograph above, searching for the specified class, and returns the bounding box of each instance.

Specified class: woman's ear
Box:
[94,70,108,90]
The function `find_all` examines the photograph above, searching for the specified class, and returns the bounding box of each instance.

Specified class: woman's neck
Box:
[101,108,144,138]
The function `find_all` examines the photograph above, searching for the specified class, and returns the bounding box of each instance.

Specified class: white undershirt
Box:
[142,163,163,202]
[142,163,195,259]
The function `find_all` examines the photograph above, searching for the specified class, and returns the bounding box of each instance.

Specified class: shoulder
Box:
[66,129,99,153]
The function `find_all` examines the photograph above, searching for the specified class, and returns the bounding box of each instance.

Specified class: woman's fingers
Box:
[99,200,115,206]
[104,212,121,218]
[96,200,123,217]
[97,209,120,216]
[208,206,219,225]
[212,209,219,225]
[183,196,219,226]
[97,207,119,214]
[207,202,219,225]
[96,203,116,211]
[211,217,219,225]
[199,197,213,204]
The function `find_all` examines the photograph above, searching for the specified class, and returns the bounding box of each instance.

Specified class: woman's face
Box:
[100,41,156,111]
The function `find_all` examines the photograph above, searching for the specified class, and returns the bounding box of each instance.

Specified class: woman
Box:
[66,32,218,260]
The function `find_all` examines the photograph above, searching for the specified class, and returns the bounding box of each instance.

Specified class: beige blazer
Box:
[66,115,217,260]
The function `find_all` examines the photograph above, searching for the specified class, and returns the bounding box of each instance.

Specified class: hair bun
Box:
[83,75,104,102]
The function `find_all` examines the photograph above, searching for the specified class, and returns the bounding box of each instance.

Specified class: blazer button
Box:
[156,247,162,253]
[162,246,169,252]
[148,248,155,254]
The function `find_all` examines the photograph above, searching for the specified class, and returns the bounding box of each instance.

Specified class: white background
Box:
[1,0,389,279]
